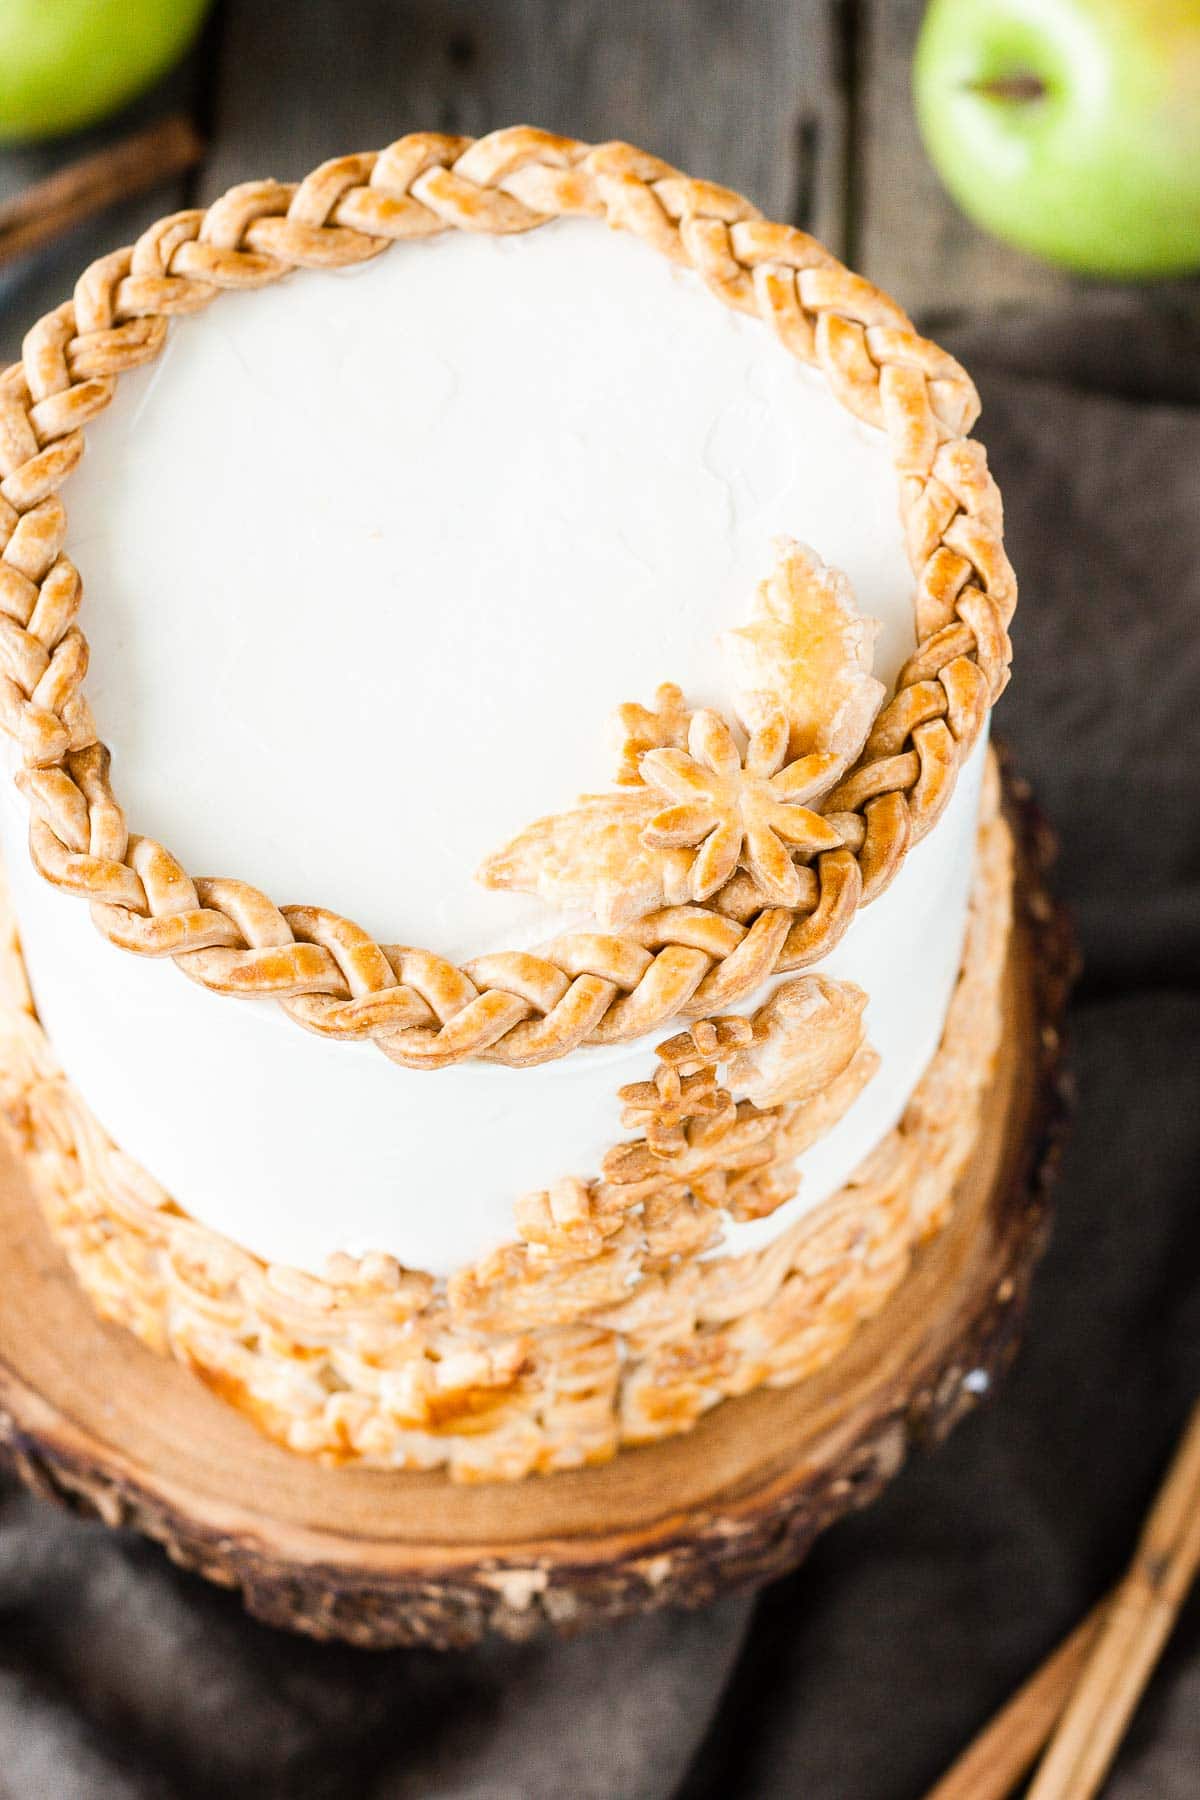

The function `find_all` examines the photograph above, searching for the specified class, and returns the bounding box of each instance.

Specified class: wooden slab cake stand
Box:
[0,770,1073,1650]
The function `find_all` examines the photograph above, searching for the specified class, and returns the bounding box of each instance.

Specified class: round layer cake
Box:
[0,130,1016,1479]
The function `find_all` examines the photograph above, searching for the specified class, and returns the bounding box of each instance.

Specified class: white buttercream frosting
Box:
[0,219,985,1276]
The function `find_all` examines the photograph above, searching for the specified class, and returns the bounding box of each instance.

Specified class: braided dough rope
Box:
[0,127,1015,1071]
[0,759,1012,1480]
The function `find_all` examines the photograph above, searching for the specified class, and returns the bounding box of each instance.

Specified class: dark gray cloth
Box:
[2,311,1198,1800]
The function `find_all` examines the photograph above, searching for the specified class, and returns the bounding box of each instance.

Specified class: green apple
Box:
[0,0,211,143]
[914,0,1200,277]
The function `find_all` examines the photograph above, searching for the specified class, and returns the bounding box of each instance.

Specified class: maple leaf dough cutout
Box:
[726,974,869,1106]
[476,790,693,928]
[720,538,885,766]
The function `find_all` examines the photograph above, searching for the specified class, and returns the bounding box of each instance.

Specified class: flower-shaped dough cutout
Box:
[609,682,692,786]
[640,706,842,907]
[721,537,885,764]
[478,539,883,929]
[617,1061,735,1159]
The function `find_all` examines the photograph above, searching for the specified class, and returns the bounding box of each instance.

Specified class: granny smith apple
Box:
[0,0,210,143]
[914,0,1200,277]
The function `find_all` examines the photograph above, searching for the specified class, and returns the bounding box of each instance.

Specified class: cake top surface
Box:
[0,128,1016,1072]
[73,219,913,959]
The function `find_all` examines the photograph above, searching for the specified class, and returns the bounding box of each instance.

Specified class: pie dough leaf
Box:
[729,974,869,1106]
[477,790,687,927]
[721,538,886,766]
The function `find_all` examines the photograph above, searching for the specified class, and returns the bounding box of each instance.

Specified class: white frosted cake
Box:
[0,129,1016,1480]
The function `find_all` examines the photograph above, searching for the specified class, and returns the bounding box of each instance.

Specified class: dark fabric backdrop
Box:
[1,304,1198,1799]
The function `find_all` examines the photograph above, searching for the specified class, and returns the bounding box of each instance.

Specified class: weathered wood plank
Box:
[0,48,213,360]
[856,0,1200,328]
[205,0,849,245]
[4,2,1198,362]
[855,0,1070,318]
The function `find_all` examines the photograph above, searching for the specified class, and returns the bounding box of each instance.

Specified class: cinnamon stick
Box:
[1028,1399,1200,1800]
[922,1596,1109,1800]
[0,115,204,271]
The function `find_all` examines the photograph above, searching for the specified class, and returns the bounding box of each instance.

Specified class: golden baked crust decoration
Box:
[0,127,1015,1072]
[0,757,1013,1479]
[479,538,888,923]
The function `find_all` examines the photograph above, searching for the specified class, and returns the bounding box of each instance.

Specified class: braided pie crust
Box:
[0,127,1015,1073]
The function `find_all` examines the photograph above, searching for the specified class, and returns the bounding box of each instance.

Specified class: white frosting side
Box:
[0,220,985,1277]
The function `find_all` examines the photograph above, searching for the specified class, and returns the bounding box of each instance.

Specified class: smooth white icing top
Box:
[0,220,985,1276]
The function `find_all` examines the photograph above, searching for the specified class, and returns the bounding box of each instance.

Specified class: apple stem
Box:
[966,72,1048,103]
